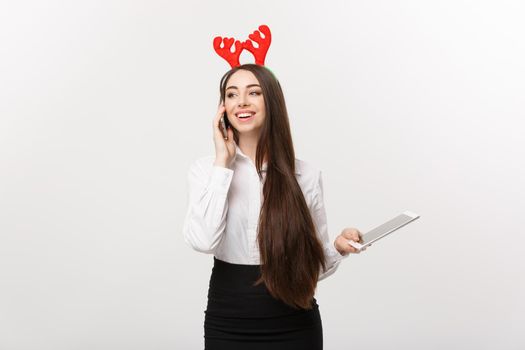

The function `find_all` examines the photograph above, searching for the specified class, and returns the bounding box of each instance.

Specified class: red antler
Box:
[213,36,243,68]
[243,25,272,66]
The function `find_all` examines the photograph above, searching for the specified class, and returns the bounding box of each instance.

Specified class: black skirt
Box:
[204,257,323,350]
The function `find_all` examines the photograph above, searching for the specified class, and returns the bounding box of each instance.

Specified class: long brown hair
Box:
[219,64,326,309]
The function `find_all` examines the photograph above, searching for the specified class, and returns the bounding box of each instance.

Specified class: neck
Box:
[238,134,266,165]
[238,138,258,164]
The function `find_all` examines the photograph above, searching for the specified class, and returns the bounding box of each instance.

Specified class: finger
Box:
[214,104,226,124]
[341,228,352,239]
[214,102,225,119]
[213,106,227,135]
[351,229,362,242]
[342,229,360,242]
[213,117,223,137]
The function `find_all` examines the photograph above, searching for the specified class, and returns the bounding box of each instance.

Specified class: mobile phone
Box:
[220,112,230,140]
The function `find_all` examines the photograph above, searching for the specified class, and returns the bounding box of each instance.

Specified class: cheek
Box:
[259,102,266,116]
[259,103,266,116]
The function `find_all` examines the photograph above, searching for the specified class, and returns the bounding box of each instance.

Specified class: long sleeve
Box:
[182,158,234,254]
[310,171,348,281]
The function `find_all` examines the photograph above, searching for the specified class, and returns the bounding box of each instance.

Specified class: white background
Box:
[1,1,524,349]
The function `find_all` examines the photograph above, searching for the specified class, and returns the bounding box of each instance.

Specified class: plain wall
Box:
[1,0,524,349]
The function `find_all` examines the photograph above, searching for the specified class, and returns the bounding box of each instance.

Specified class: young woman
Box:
[183,63,364,350]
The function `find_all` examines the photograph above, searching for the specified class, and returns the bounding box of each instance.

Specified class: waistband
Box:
[208,257,266,294]
[206,257,318,318]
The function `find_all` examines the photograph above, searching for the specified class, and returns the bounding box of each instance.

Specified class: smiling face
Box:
[224,69,266,138]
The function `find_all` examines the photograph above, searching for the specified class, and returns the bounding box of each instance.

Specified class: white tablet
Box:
[348,211,420,251]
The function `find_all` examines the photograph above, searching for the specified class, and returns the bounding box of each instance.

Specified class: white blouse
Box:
[182,144,347,280]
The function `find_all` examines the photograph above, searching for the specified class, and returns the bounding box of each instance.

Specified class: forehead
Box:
[226,70,260,87]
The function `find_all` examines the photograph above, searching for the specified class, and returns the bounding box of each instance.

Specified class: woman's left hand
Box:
[334,227,365,256]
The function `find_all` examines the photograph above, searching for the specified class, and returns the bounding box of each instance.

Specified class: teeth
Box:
[238,113,254,118]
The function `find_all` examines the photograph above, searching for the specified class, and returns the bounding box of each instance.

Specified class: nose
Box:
[237,95,249,107]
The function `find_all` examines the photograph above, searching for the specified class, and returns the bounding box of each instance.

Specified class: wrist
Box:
[214,158,230,168]
[334,239,348,256]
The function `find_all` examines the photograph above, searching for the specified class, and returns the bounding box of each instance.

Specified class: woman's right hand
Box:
[334,227,366,255]
[213,103,236,168]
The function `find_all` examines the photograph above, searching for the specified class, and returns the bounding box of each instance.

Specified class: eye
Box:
[226,93,236,98]
[250,91,262,96]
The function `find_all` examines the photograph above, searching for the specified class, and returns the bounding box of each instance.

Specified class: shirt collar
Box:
[234,144,301,175]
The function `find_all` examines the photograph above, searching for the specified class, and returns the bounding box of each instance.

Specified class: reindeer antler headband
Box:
[213,25,272,68]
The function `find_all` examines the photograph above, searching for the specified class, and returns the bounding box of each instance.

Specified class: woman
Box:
[183,63,364,349]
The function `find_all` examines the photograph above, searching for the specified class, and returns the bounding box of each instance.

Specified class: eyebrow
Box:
[226,84,261,90]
